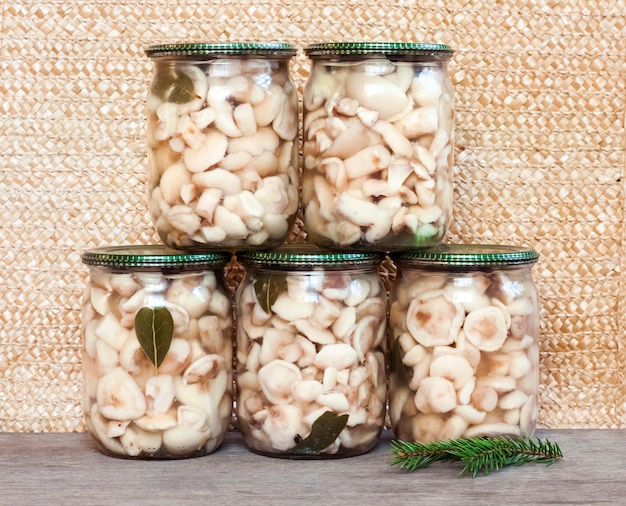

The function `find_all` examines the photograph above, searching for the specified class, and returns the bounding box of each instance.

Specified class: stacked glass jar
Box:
[80,42,300,459]
[80,246,234,459]
[80,40,540,459]
[301,42,455,251]
[145,42,300,252]
[388,245,540,443]
[300,42,540,445]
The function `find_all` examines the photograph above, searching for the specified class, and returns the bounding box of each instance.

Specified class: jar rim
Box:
[237,244,384,269]
[392,244,539,267]
[305,42,454,60]
[81,245,231,270]
[145,41,297,58]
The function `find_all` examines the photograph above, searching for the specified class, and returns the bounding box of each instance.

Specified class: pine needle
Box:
[390,436,563,478]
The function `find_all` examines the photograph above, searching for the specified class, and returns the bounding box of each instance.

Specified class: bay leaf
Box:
[135,306,174,371]
[390,337,413,386]
[291,411,349,455]
[151,68,199,104]
[253,273,287,314]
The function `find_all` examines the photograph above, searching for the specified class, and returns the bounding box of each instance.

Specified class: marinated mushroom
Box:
[82,268,232,458]
[388,265,539,443]
[236,268,387,456]
[147,57,299,250]
[302,59,453,249]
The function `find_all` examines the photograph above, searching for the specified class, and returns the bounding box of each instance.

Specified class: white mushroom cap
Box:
[410,68,443,108]
[95,339,119,376]
[89,286,110,316]
[95,312,129,351]
[464,306,509,352]
[519,395,537,435]
[134,410,178,431]
[406,290,464,347]
[402,343,429,367]
[110,274,141,298]
[429,354,475,390]
[309,296,341,329]
[253,82,284,126]
[183,354,225,385]
[410,413,446,443]
[258,359,302,405]
[166,279,211,319]
[271,292,315,321]
[345,73,410,120]
[182,130,229,173]
[118,329,149,375]
[454,404,487,425]
[158,338,192,376]
[120,423,163,457]
[470,385,499,412]
[290,379,324,404]
[314,343,358,370]
[331,306,357,339]
[175,366,229,425]
[162,405,212,455]
[351,315,385,361]
[258,327,296,366]
[197,315,225,353]
[414,376,457,414]
[464,422,521,438]
[87,404,125,455]
[96,367,147,421]
[261,404,307,452]
[145,374,175,416]
[499,390,530,410]
[316,392,350,413]
[294,319,336,345]
[106,419,131,438]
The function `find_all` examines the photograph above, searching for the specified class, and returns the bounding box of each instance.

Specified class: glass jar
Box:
[302,42,455,251]
[235,245,387,458]
[145,42,299,251]
[388,244,540,442]
[80,246,233,459]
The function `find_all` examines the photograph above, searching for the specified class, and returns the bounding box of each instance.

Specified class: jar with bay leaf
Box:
[80,246,233,459]
[235,245,387,458]
[145,42,299,251]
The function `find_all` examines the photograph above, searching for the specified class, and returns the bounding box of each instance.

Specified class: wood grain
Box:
[1,429,625,505]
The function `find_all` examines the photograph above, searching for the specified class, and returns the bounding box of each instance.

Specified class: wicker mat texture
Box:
[0,0,624,432]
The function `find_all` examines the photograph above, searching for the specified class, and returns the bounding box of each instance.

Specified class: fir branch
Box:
[391,436,563,478]
[390,439,456,471]
[455,436,563,478]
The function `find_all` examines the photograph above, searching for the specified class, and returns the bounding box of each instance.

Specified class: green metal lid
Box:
[237,244,384,270]
[305,42,454,60]
[145,41,296,59]
[81,245,231,270]
[393,244,539,268]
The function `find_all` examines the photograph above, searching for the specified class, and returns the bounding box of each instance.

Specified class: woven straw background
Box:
[0,0,624,432]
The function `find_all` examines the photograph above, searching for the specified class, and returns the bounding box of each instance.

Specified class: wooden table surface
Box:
[1,429,624,505]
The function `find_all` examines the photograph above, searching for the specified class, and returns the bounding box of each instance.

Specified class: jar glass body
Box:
[146,46,299,251]
[80,249,233,458]
[302,45,454,251]
[388,261,539,442]
[235,256,387,458]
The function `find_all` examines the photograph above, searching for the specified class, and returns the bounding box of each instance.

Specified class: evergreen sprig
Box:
[391,436,563,478]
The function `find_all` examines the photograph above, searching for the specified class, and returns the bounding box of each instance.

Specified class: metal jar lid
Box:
[237,244,384,270]
[145,41,296,59]
[305,42,454,61]
[392,244,539,269]
[81,245,231,271]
